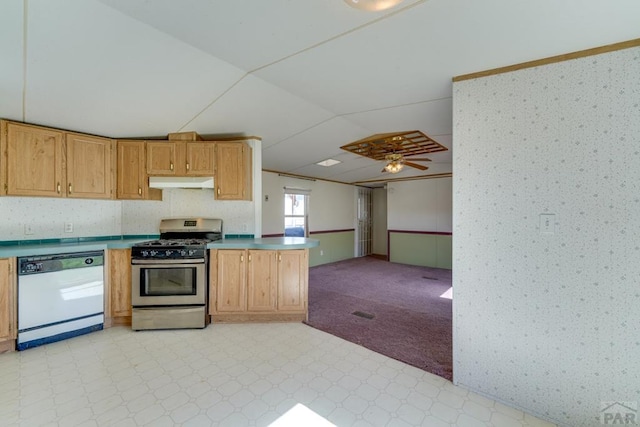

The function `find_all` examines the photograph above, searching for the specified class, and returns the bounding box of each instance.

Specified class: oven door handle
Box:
[131,259,205,265]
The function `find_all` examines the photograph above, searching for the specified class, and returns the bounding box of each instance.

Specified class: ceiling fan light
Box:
[343,0,405,12]
[384,161,404,173]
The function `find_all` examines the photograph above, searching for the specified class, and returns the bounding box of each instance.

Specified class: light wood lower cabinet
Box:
[0,258,17,353]
[209,249,308,322]
[215,250,247,312]
[105,249,132,327]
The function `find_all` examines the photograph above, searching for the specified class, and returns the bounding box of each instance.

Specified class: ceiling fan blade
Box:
[404,161,429,171]
[403,157,432,162]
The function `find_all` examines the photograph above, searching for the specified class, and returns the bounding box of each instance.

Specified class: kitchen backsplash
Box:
[0,196,122,240]
[121,189,255,236]
[0,189,255,241]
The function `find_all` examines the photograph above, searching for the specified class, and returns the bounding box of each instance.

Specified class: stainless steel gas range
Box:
[130,218,222,330]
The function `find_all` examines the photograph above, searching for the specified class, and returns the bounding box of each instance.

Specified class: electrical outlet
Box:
[24,224,34,235]
[320,250,324,256]
[64,222,74,233]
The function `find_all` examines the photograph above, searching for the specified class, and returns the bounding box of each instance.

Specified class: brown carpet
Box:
[306,257,452,381]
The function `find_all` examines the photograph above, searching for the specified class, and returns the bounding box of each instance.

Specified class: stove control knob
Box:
[165,250,173,257]
[189,250,196,256]
[150,250,158,256]
[180,250,187,256]
[142,250,149,257]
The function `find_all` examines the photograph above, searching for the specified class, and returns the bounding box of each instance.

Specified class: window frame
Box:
[284,190,309,238]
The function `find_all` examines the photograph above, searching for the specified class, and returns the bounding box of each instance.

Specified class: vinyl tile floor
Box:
[0,323,557,427]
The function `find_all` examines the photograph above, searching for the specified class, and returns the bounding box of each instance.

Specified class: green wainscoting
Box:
[309,230,355,267]
[389,232,452,269]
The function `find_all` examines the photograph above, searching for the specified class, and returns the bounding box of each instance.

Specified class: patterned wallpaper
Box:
[121,189,255,236]
[453,46,640,426]
[0,190,255,240]
[0,197,121,240]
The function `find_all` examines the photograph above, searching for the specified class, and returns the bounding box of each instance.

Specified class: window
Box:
[284,189,309,237]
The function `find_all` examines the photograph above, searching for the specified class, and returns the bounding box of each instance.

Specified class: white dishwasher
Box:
[17,251,104,351]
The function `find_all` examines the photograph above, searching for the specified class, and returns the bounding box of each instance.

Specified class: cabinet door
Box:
[247,250,277,312]
[216,250,247,312]
[116,141,146,199]
[4,122,65,197]
[147,142,179,175]
[185,142,215,176]
[66,133,114,199]
[277,250,308,312]
[109,249,132,318]
[0,258,17,344]
[116,141,161,200]
[215,142,252,200]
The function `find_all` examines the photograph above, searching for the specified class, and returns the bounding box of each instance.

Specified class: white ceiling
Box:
[1,0,639,186]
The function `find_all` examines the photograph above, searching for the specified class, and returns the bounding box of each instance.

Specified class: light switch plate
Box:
[539,213,555,234]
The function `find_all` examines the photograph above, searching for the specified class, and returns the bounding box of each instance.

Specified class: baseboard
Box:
[211,313,307,323]
[0,339,15,353]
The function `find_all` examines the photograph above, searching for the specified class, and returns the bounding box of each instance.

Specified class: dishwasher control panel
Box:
[18,251,104,275]
[20,261,45,274]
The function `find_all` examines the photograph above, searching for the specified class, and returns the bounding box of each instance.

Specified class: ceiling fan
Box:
[382,153,432,173]
[340,130,448,174]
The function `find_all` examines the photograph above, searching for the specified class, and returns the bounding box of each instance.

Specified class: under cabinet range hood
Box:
[148,176,214,189]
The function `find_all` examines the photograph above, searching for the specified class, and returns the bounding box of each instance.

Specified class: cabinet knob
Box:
[138,187,142,195]
[170,162,174,171]
[186,163,190,171]
[217,187,220,195]
[240,255,244,262]
[57,183,61,193]
[68,183,72,194]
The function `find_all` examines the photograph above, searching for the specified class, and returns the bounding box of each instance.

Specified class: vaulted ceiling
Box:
[1,0,639,186]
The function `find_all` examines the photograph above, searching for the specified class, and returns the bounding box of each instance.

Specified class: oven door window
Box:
[141,267,197,296]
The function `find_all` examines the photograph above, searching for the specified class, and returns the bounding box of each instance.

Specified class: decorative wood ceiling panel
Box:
[340,130,448,161]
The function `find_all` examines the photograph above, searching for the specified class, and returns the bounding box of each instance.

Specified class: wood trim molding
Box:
[388,230,452,236]
[263,229,354,237]
[353,172,452,186]
[453,38,640,82]
[309,228,355,235]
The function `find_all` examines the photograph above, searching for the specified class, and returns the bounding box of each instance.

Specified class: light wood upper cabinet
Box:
[116,140,161,200]
[215,142,252,201]
[147,141,215,176]
[0,258,17,352]
[0,121,253,202]
[186,142,215,175]
[1,121,114,199]
[146,142,178,175]
[247,250,277,312]
[2,121,65,197]
[277,250,308,312]
[66,133,114,199]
